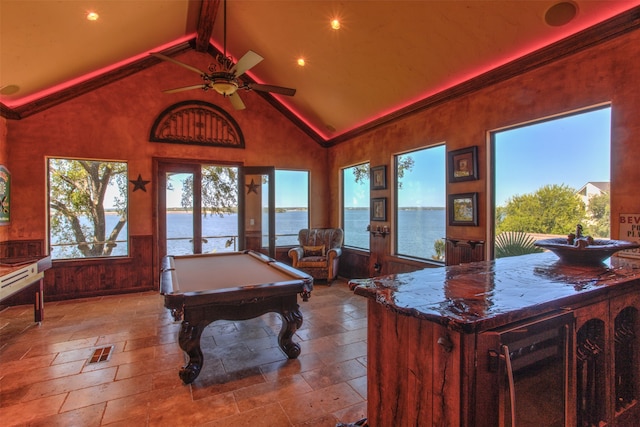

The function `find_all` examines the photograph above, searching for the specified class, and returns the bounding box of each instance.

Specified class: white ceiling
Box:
[1,0,638,143]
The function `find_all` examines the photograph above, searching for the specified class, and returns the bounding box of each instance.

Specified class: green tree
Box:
[352,157,415,187]
[496,184,586,234]
[585,192,610,237]
[179,166,238,216]
[49,159,127,258]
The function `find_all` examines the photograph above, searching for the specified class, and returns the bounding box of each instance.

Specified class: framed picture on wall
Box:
[371,197,387,221]
[448,146,478,183]
[371,165,387,190]
[449,193,478,226]
[0,165,11,225]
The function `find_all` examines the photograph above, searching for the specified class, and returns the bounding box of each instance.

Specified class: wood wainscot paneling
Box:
[339,248,370,279]
[445,238,485,265]
[0,239,44,258]
[44,235,154,301]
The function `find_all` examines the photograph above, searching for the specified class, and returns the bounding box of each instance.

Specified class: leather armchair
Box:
[288,228,344,283]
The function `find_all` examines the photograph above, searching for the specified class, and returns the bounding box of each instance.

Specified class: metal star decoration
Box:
[130,174,150,192]
[246,178,259,194]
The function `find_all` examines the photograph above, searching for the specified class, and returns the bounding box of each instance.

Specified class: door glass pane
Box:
[201,165,239,253]
[261,175,270,247]
[166,172,194,255]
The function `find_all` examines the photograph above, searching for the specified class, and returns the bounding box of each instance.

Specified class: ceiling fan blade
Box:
[228,92,246,110]
[151,53,206,75]
[231,50,263,76]
[247,83,296,96]
[163,84,207,94]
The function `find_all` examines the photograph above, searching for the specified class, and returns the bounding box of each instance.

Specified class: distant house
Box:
[577,182,610,206]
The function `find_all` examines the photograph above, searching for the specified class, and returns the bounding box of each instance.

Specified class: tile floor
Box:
[0,280,369,426]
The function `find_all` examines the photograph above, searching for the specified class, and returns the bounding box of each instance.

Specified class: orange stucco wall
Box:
[328,28,640,262]
[3,28,640,289]
[4,50,327,244]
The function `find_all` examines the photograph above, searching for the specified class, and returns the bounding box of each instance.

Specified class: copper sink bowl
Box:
[534,238,640,264]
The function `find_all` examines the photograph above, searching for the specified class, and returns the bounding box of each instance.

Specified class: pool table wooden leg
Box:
[279,307,303,359]
[178,320,207,384]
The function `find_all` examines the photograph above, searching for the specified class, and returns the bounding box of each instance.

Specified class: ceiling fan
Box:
[151,0,296,110]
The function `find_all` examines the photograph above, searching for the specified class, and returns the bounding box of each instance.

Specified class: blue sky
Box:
[494,106,610,206]
[341,105,611,209]
[160,105,610,210]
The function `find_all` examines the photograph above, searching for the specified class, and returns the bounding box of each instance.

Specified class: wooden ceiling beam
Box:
[195,0,220,53]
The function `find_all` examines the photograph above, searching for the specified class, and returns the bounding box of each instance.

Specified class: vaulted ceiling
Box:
[1,1,639,146]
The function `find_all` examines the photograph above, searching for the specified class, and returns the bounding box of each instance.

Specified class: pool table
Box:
[160,250,313,384]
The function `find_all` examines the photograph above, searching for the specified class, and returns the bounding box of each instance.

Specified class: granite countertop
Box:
[349,252,640,333]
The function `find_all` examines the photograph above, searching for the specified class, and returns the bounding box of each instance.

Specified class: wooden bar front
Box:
[350,252,640,426]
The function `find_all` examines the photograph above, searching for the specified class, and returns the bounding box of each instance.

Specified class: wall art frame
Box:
[371,197,387,221]
[0,165,11,225]
[449,192,478,226]
[371,165,387,190]
[448,146,478,183]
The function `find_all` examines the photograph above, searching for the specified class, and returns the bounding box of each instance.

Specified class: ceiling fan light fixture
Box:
[211,79,239,96]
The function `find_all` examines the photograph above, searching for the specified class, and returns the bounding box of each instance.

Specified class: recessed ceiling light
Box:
[297,58,306,67]
[330,19,341,30]
[86,11,99,21]
[545,2,578,27]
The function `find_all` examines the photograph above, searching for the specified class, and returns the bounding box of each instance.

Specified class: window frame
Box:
[47,157,129,260]
[272,169,310,247]
[342,162,371,251]
[489,104,612,260]
[393,144,446,263]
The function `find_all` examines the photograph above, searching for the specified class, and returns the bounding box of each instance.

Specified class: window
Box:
[48,158,128,259]
[342,163,370,250]
[492,106,611,258]
[395,145,446,261]
[269,170,309,246]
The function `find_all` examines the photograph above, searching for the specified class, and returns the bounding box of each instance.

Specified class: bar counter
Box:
[349,252,640,426]
[349,251,640,332]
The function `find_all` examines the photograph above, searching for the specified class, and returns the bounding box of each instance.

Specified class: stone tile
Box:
[301,359,367,391]
[0,352,57,377]
[21,367,117,402]
[199,402,291,427]
[0,279,370,426]
[347,376,367,399]
[148,390,238,426]
[316,341,367,366]
[28,402,106,427]
[0,394,66,426]
[61,374,154,412]
[332,401,368,426]
[101,384,184,425]
[260,353,326,382]
[234,374,313,412]
[1,359,85,390]
[114,353,183,380]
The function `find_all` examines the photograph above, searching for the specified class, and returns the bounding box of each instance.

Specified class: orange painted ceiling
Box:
[1,1,639,144]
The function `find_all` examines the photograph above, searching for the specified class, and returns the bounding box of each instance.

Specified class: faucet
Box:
[576,224,583,239]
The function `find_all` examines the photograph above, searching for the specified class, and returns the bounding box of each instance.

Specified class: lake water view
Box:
[166,208,446,259]
[52,209,446,260]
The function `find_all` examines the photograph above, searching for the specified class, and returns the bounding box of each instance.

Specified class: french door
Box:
[239,167,275,257]
[157,161,275,258]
